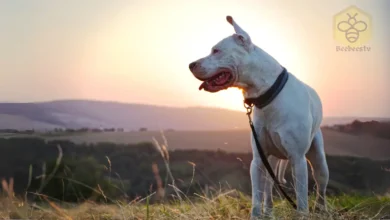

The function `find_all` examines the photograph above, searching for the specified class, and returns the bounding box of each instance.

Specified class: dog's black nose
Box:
[189,62,197,71]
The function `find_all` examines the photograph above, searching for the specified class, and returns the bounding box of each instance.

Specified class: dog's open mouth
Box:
[198,70,234,92]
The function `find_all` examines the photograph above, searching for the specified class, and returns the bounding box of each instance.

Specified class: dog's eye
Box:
[212,49,220,54]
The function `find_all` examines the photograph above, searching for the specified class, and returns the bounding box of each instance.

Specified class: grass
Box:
[0,190,389,219]
[0,134,389,219]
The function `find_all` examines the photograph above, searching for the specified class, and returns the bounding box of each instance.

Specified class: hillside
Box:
[22,129,385,160]
[325,119,390,140]
[2,129,389,160]
[0,100,246,131]
[0,138,389,219]
[0,114,60,130]
[0,100,388,131]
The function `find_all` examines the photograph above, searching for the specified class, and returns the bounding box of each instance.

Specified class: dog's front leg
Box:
[291,156,309,214]
[250,157,266,219]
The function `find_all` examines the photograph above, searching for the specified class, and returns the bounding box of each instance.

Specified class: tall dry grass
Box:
[0,133,389,219]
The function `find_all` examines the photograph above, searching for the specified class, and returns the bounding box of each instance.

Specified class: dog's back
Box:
[305,83,323,135]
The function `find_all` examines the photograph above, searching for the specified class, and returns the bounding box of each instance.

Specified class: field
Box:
[1,193,390,219]
[0,137,389,219]
[2,128,389,160]
[1,128,390,219]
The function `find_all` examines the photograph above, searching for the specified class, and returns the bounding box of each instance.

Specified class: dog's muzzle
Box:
[189,62,197,71]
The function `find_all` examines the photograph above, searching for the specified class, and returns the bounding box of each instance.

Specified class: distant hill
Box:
[325,120,390,140]
[0,100,388,131]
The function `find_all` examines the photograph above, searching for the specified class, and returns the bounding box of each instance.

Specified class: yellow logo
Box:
[333,6,371,46]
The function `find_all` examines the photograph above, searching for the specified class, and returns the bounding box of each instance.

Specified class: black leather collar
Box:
[244,67,289,109]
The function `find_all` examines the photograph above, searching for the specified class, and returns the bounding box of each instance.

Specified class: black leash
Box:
[244,102,297,209]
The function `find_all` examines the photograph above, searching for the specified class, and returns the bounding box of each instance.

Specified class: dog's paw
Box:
[263,209,275,220]
[250,215,261,220]
[250,207,262,220]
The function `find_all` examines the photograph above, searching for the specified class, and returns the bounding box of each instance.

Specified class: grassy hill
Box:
[1,101,389,219]
[0,137,389,219]
[1,193,389,219]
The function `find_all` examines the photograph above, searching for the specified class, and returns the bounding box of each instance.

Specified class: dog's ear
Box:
[226,16,252,49]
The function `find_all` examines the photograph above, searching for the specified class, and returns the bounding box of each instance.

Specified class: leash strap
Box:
[245,103,297,209]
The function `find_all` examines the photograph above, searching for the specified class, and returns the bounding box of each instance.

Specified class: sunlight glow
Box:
[3,0,387,116]
[79,0,307,111]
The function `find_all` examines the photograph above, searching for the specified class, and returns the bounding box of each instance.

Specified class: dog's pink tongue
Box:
[199,82,208,90]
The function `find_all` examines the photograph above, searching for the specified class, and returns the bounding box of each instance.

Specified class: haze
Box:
[1,0,389,117]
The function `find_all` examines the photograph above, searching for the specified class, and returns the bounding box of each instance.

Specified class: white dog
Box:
[189,16,329,218]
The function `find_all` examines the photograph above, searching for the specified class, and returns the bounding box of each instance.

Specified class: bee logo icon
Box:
[337,13,368,43]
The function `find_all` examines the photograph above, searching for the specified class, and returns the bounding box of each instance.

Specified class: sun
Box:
[217,88,246,112]
[80,1,308,112]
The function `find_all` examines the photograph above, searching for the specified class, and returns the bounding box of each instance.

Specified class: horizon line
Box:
[0,98,389,119]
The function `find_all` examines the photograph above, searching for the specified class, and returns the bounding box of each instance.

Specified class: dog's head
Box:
[189,16,255,93]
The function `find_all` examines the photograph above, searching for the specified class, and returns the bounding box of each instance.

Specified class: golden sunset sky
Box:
[0,0,389,117]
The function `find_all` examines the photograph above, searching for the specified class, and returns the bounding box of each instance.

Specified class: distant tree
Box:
[23,129,34,134]
[0,129,18,133]
[65,129,75,133]
[54,128,64,133]
[139,127,148,132]
[91,128,102,133]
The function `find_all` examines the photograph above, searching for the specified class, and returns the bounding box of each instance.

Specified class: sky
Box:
[0,0,389,117]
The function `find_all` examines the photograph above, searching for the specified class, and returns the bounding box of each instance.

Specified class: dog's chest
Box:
[257,127,288,159]
[252,112,288,159]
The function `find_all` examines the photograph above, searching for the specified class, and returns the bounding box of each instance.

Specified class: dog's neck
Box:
[239,46,284,99]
